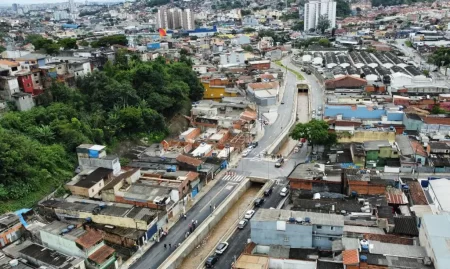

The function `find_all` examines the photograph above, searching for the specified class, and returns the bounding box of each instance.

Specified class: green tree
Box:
[431,104,446,114]
[91,34,128,48]
[33,125,55,143]
[290,119,337,149]
[44,43,61,55]
[291,21,304,31]
[241,9,252,16]
[242,45,253,52]
[58,38,78,50]
[336,0,351,18]
[243,27,256,33]
[79,40,89,47]
[318,38,331,47]
[317,15,331,34]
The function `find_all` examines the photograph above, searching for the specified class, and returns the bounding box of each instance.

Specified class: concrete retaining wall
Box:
[158,178,253,269]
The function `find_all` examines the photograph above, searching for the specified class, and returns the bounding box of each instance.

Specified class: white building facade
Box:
[304,0,336,32]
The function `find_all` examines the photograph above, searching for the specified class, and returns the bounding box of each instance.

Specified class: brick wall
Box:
[348,181,386,195]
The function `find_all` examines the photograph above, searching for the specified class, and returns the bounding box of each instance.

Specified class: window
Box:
[91,189,94,193]
[11,67,18,71]
[34,73,38,77]
[316,225,322,229]
[330,226,335,231]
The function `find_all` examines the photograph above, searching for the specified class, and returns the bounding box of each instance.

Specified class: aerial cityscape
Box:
[0,0,449,268]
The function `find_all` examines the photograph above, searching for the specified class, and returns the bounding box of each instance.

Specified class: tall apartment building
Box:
[157,7,195,30]
[304,0,336,32]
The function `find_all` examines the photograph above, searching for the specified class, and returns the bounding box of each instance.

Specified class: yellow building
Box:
[202,80,238,100]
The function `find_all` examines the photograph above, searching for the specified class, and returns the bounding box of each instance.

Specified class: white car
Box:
[242,149,250,157]
[244,210,255,219]
[215,242,229,255]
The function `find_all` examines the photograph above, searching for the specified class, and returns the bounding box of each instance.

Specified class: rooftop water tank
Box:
[360,255,368,262]
[304,217,311,223]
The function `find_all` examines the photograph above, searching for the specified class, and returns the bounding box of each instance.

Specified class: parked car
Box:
[318,106,323,111]
[312,109,316,114]
[215,242,229,255]
[254,198,265,207]
[250,141,259,148]
[317,112,322,116]
[264,187,273,196]
[306,69,312,75]
[205,256,218,268]
[275,158,284,168]
[238,219,248,229]
[244,210,255,219]
[280,187,289,197]
[242,149,250,157]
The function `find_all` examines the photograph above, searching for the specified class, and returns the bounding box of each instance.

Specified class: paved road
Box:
[248,66,298,158]
[282,57,324,117]
[131,180,238,269]
[213,183,287,269]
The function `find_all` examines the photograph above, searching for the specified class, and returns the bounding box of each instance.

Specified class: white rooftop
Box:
[429,178,450,212]
[422,214,450,269]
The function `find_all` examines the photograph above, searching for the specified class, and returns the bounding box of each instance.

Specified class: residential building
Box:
[201,76,237,100]
[287,163,342,193]
[76,144,121,175]
[0,213,23,247]
[157,7,195,30]
[219,50,246,67]
[304,0,337,31]
[39,199,158,238]
[39,221,117,269]
[250,209,344,250]
[246,81,279,106]
[65,167,114,198]
[427,178,450,214]
[3,241,85,269]
[363,140,399,168]
[420,214,450,269]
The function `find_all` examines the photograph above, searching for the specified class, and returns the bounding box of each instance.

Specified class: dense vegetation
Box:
[428,47,450,67]
[91,34,128,48]
[336,0,351,18]
[0,53,204,213]
[26,35,78,54]
[290,119,337,150]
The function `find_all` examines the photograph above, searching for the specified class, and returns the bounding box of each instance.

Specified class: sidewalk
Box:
[121,157,240,269]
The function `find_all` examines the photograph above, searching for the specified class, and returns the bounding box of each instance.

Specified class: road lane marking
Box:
[198,182,233,213]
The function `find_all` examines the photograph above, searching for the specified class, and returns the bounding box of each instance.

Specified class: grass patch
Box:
[275,60,304,80]
[405,40,412,47]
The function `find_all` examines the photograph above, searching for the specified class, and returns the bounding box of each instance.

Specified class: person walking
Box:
[184,214,187,220]
[169,243,172,248]
[164,244,166,249]
[195,220,198,225]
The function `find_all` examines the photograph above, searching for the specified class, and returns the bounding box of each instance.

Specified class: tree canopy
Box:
[336,0,351,18]
[428,47,450,67]
[0,53,204,213]
[58,38,78,50]
[317,15,331,34]
[290,119,337,148]
[91,34,128,48]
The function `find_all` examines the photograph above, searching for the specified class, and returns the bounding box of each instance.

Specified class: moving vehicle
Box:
[275,158,284,168]
[215,242,229,255]
[205,256,218,268]
[280,187,289,197]
[245,210,255,219]
[250,141,259,148]
[242,149,251,157]
[254,198,265,207]
[264,187,273,196]
[238,219,248,229]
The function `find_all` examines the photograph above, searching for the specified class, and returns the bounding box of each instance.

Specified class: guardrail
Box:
[195,179,274,269]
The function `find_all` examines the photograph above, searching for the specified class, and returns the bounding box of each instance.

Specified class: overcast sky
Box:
[2,0,123,5]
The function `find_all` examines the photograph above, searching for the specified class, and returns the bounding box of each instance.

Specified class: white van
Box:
[280,187,289,197]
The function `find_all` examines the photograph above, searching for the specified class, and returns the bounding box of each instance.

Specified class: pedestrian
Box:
[190,226,193,233]
[191,219,194,224]
[166,218,169,224]
[178,243,181,247]
[209,204,212,212]
[195,220,198,225]
[169,243,171,248]
[164,244,166,249]
[184,214,187,220]
[213,204,216,211]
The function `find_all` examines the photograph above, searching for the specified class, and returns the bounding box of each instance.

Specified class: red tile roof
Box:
[176,154,203,167]
[386,189,409,205]
[422,116,450,125]
[343,249,359,265]
[88,245,115,264]
[76,230,103,249]
[408,181,428,205]
[364,233,414,245]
